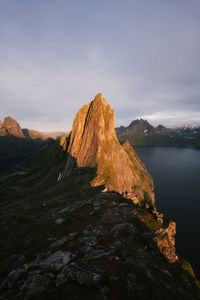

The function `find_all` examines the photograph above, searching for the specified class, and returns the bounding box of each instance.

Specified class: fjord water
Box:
[135,146,200,277]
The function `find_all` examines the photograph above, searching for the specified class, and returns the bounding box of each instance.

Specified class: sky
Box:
[0,0,200,131]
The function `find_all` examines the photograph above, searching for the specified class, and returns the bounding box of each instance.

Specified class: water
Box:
[134,146,200,277]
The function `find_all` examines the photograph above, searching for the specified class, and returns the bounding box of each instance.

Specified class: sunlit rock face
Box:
[60,136,68,151]
[1,116,25,138]
[154,221,178,263]
[61,93,154,204]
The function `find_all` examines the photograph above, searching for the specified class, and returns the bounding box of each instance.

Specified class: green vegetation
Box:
[180,259,195,278]
[101,166,111,184]
[118,133,200,149]
[143,191,153,207]
[137,209,162,231]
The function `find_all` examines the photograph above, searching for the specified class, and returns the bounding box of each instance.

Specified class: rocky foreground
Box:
[0,191,199,300]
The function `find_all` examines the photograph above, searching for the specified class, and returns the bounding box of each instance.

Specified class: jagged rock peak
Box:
[3,116,19,127]
[61,94,154,205]
[2,116,25,138]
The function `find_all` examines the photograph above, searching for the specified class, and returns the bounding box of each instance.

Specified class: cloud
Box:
[0,0,200,130]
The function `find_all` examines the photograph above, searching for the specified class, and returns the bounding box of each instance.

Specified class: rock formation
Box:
[0,116,25,138]
[60,136,67,151]
[154,221,178,263]
[61,93,154,205]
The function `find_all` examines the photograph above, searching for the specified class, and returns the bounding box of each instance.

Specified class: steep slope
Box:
[60,94,154,205]
[22,128,48,140]
[0,118,46,175]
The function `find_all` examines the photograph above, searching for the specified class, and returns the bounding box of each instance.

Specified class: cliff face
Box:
[154,221,178,263]
[61,94,154,204]
[0,116,25,138]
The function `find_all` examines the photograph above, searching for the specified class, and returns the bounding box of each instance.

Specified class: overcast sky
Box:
[0,0,200,131]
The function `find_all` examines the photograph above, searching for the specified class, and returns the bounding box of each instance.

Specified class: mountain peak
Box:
[3,116,18,126]
[94,92,103,101]
[93,93,108,106]
[1,116,25,138]
[60,94,154,204]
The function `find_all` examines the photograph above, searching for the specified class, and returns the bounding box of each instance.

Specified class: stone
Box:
[39,251,73,271]
[111,223,137,236]
[79,236,97,247]
[56,273,67,287]
[55,218,65,224]
[154,222,178,263]
[7,268,25,289]
[51,237,68,249]
[60,135,67,151]
[22,271,49,300]
[83,224,104,237]
[51,232,77,249]
[65,263,103,287]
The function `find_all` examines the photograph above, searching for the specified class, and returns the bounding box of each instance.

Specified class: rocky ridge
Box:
[0,192,199,300]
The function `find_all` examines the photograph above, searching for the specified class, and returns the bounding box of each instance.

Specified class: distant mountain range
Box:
[116,119,200,147]
[173,124,200,137]
[0,116,68,140]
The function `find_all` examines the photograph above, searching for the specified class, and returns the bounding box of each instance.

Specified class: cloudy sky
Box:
[0,0,200,131]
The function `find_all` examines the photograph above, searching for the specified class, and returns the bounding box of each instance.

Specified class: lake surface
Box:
[134,146,200,277]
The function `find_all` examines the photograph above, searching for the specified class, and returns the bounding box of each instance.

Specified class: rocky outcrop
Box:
[59,136,67,151]
[61,94,154,204]
[0,192,199,300]
[154,221,178,263]
[1,116,25,138]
